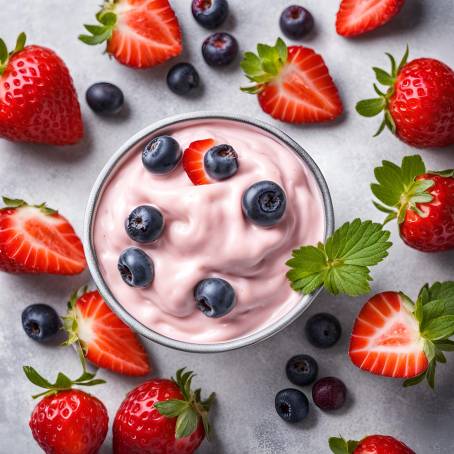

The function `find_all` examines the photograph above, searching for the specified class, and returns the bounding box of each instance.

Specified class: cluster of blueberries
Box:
[84,2,316,112]
[275,313,347,423]
[117,135,287,319]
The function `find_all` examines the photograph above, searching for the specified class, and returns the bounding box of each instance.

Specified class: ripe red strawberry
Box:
[25,365,108,454]
[357,47,454,148]
[329,434,415,454]
[114,368,215,454]
[371,155,454,252]
[349,281,454,388]
[79,0,182,69]
[241,38,343,124]
[63,289,151,376]
[0,33,83,145]
[182,138,215,185]
[336,0,405,37]
[0,197,86,275]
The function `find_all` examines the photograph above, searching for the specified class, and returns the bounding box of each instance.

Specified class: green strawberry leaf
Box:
[434,339,454,351]
[2,196,26,208]
[355,98,385,117]
[372,67,394,86]
[422,316,454,341]
[403,371,426,387]
[14,32,26,53]
[328,437,357,454]
[287,219,391,297]
[154,399,189,417]
[175,407,199,439]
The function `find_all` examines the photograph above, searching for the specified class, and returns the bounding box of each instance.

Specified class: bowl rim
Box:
[84,111,335,353]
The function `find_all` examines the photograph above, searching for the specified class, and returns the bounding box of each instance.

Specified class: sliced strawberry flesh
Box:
[76,291,150,376]
[108,0,182,68]
[349,292,428,378]
[182,138,215,185]
[0,206,85,274]
[258,46,343,123]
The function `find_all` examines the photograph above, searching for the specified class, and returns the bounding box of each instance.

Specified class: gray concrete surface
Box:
[1,0,453,452]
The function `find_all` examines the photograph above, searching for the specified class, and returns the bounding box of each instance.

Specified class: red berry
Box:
[0,34,83,145]
[355,435,415,454]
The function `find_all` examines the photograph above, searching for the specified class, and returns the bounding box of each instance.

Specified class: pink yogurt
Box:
[93,119,325,343]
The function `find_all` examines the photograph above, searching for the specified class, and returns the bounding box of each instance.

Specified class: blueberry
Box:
[22,304,61,342]
[279,5,314,40]
[204,144,239,180]
[312,377,347,411]
[125,205,164,243]
[194,278,236,318]
[167,63,200,96]
[305,313,341,348]
[275,389,309,423]
[286,354,318,386]
[86,82,124,114]
[192,0,229,29]
[142,135,182,175]
[202,32,238,67]
[118,248,154,288]
[242,180,287,227]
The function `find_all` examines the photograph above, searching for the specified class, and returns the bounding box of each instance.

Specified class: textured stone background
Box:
[0,0,453,452]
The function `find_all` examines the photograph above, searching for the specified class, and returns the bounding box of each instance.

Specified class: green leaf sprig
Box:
[154,368,216,440]
[404,281,454,389]
[23,365,105,399]
[329,436,359,454]
[356,46,409,137]
[286,219,392,297]
[79,1,118,46]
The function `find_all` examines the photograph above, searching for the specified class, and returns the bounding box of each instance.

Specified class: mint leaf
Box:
[287,219,391,297]
[155,400,189,417]
[175,407,199,439]
[328,437,356,454]
[422,316,454,340]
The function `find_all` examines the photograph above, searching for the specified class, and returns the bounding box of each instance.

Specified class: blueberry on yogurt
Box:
[142,135,182,174]
[194,278,236,318]
[204,144,239,180]
[125,205,164,243]
[118,248,154,288]
[242,180,287,227]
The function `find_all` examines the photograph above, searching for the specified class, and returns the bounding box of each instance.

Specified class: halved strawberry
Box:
[349,282,454,388]
[0,197,85,275]
[79,0,182,69]
[64,289,151,376]
[241,38,343,124]
[182,138,215,185]
[336,0,405,37]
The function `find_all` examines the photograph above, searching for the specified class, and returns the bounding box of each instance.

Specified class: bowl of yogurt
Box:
[85,112,334,352]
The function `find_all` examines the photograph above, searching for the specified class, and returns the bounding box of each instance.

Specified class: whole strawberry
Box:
[25,365,108,454]
[349,282,454,388]
[113,368,215,454]
[329,434,415,454]
[63,289,151,376]
[357,47,454,148]
[0,33,83,145]
[79,0,182,69]
[241,38,343,124]
[371,155,454,252]
[0,197,86,274]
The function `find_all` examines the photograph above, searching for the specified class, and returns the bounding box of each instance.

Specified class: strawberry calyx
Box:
[371,155,438,224]
[2,196,58,216]
[154,368,216,440]
[329,436,359,453]
[356,46,409,137]
[79,1,118,46]
[240,38,288,94]
[23,365,105,399]
[0,32,26,76]
[403,281,454,389]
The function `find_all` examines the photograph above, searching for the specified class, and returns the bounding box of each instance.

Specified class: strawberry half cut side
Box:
[63,289,151,376]
[0,197,86,274]
[349,281,454,388]
[240,38,343,124]
[79,0,182,69]
[182,138,216,185]
[336,0,405,38]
